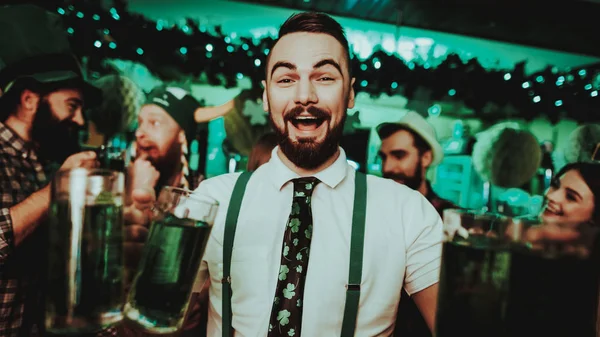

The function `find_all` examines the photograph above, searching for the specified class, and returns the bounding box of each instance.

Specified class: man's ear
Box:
[347,78,356,109]
[421,150,433,169]
[21,89,40,112]
[262,80,269,112]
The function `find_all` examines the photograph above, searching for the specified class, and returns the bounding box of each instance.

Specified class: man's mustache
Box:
[136,141,157,150]
[283,105,330,122]
[56,120,82,140]
[53,120,81,135]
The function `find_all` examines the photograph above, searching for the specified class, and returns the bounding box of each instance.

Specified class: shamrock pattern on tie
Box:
[267,177,320,337]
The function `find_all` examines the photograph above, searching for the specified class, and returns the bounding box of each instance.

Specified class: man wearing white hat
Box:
[377,110,456,216]
[377,111,456,337]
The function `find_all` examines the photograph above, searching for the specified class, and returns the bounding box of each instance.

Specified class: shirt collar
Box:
[267,146,350,190]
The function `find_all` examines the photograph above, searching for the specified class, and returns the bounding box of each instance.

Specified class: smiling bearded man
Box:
[182,12,444,337]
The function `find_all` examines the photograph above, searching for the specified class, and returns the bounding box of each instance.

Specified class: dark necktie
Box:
[267,177,320,337]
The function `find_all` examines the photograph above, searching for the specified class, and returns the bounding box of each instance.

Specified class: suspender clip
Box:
[346,283,361,291]
[221,276,231,284]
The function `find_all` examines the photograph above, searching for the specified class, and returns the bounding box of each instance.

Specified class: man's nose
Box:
[135,125,147,139]
[382,159,397,174]
[72,109,85,127]
[294,79,318,106]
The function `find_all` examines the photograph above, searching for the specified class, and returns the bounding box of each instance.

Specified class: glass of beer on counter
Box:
[46,168,125,334]
[124,187,218,334]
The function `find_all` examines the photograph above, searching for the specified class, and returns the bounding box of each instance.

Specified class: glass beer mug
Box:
[504,219,600,337]
[124,187,218,334]
[46,168,125,334]
[435,209,513,337]
[436,208,600,337]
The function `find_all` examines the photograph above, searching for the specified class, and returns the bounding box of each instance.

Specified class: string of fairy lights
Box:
[48,1,600,123]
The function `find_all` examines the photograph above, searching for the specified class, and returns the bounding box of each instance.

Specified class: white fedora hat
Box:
[376,110,444,166]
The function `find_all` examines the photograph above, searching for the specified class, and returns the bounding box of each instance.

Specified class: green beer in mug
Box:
[46,168,125,334]
[124,187,218,334]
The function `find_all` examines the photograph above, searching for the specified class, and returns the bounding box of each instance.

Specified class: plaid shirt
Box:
[0,122,118,336]
[0,121,48,336]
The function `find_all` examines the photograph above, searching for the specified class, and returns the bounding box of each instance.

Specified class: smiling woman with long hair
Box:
[541,162,600,226]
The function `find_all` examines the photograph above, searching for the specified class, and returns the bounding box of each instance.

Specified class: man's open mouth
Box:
[289,116,326,131]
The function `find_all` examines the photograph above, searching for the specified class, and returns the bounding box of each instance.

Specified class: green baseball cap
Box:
[0,4,101,106]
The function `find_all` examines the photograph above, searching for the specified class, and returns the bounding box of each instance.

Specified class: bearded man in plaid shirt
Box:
[0,4,141,336]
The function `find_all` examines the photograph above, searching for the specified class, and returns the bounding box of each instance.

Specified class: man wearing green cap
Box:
[130,85,203,195]
[124,86,204,296]
[0,4,114,336]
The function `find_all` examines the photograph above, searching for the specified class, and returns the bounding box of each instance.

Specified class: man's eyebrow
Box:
[67,97,83,105]
[270,59,345,78]
[270,61,297,78]
[313,58,343,78]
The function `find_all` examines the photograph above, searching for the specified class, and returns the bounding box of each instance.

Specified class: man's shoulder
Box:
[0,122,13,145]
[363,174,442,238]
[194,172,243,198]
[194,162,274,199]
[363,173,429,214]
[0,130,12,150]
[0,122,23,156]
[365,173,421,199]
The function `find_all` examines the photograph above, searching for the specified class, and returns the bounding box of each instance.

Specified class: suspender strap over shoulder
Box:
[340,171,367,337]
[222,171,253,337]
[221,170,367,337]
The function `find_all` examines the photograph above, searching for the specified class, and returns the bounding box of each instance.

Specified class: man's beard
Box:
[383,158,423,190]
[269,105,345,170]
[138,139,183,187]
[31,100,82,164]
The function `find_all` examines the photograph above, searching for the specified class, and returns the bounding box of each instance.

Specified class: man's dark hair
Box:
[266,12,352,78]
[379,124,432,155]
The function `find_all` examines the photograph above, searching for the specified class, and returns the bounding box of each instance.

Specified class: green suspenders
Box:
[341,171,367,337]
[222,171,367,337]
[221,171,253,337]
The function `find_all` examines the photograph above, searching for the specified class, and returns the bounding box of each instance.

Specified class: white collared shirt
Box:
[193,147,443,337]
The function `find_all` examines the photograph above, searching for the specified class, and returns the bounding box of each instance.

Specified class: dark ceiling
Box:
[230,0,600,57]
